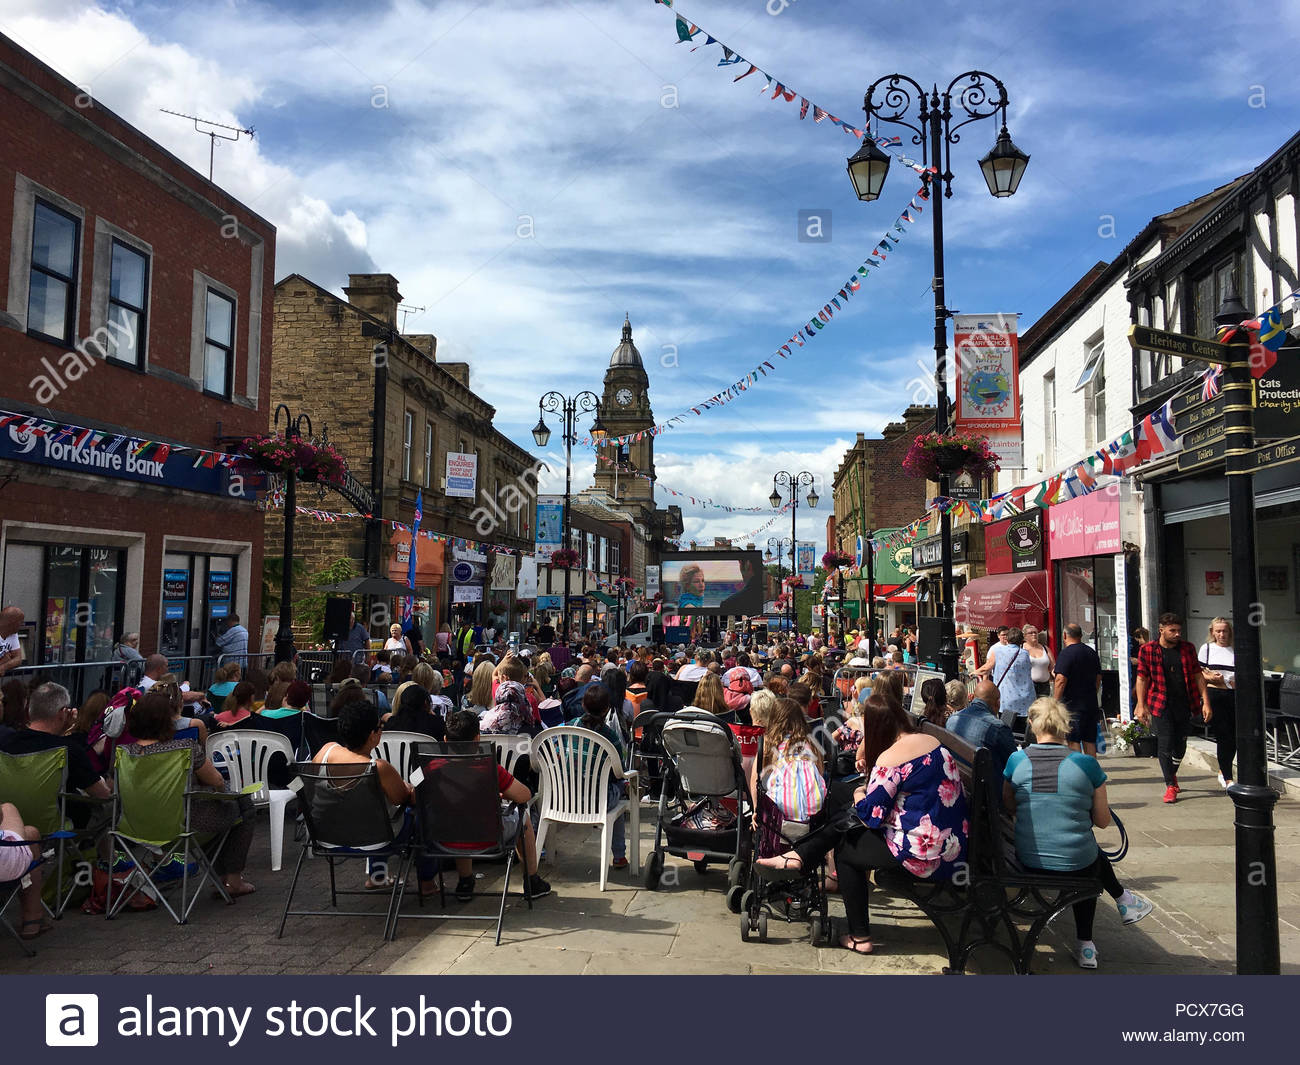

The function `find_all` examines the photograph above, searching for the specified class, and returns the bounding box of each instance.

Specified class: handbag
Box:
[994,648,1024,687]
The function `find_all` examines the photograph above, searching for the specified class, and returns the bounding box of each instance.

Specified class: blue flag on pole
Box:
[404,490,422,628]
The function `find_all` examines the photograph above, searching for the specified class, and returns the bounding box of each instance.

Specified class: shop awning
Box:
[590,591,616,607]
[955,571,1048,631]
[882,575,921,603]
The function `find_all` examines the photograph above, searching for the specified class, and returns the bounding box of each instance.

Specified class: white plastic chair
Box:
[490,734,532,777]
[206,730,296,872]
[531,726,639,891]
[372,730,427,782]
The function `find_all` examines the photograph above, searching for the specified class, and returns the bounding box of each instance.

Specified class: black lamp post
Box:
[770,470,818,633]
[847,72,1028,679]
[765,536,793,632]
[533,391,605,645]
[273,403,312,665]
[1214,292,1280,975]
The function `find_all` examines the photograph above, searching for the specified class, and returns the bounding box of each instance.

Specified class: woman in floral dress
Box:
[757,696,969,954]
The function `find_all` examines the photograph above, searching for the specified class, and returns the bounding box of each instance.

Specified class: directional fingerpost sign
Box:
[1177,435,1227,473]
[1180,416,1225,452]
[1173,394,1226,435]
[1128,324,1229,365]
[1227,434,1300,475]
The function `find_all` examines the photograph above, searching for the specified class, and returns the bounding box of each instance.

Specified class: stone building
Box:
[266,272,539,643]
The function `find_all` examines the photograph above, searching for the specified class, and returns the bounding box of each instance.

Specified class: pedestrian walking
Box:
[1197,617,1236,789]
[984,627,1035,729]
[1024,625,1054,697]
[1134,613,1213,804]
[1053,623,1102,755]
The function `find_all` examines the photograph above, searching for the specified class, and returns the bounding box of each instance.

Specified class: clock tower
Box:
[593,316,657,525]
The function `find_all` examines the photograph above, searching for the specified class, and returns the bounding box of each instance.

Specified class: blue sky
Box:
[7,0,1299,546]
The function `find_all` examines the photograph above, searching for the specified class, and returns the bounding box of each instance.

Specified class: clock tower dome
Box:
[593,316,656,524]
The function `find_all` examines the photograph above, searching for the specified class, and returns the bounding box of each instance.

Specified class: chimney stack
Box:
[344,273,402,327]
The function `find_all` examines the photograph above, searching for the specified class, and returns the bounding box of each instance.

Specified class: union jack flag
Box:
[1201,366,1222,401]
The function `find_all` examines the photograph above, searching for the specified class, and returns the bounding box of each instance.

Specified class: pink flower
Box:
[922,754,932,766]
[942,750,962,782]
[897,761,913,780]
[902,856,936,878]
[941,834,963,862]
[962,819,970,836]
[938,778,961,807]
[906,815,947,861]
[870,805,885,821]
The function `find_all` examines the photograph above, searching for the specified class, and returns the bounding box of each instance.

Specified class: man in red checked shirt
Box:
[1134,613,1213,804]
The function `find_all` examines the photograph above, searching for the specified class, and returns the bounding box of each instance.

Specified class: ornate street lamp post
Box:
[770,471,818,633]
[533,391,605,645]
[274,403,312,665]
[847,71,1028,678]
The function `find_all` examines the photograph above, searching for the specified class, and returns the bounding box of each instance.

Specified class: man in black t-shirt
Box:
[1053,623,1103,755]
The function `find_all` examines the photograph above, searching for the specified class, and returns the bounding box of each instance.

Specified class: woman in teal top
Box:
[261,679,311,719]
[1003,697,1153,969]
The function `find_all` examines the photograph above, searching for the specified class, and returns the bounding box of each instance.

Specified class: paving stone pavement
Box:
[4,746,1296,976]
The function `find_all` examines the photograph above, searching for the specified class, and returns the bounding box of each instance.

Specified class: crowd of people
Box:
[5,603,1243,966]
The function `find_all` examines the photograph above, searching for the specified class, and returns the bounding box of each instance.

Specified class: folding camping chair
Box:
[277,761,411,942]
[106,744,238,924]
[301,713,340,757]
[0,831,45,957]
[393,740,530,946]
[0,748,105,918]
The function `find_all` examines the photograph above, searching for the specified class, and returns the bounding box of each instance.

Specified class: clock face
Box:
[615,388,635,407]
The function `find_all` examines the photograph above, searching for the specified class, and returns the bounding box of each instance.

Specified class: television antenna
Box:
[160,108,255,181]
[398,303,427,331]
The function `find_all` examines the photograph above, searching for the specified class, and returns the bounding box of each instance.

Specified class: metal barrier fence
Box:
[219,649,366,683]
[6,658,145,705]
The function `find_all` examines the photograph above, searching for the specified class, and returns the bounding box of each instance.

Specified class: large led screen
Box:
[659,551,765,616]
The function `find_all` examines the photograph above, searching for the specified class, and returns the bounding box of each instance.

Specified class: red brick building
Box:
[0,34,274,667]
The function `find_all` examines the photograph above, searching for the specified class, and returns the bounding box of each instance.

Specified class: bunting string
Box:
[653,0,936,175]
[594,453,788,512]
[581,181,931,446]
[0,410,240,469]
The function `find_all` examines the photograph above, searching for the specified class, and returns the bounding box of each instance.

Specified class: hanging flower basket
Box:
[902,430,1001,481]
[238,434,349,486]
[516,600,533,617]
[550,548,580,569]
[822,551,853,570]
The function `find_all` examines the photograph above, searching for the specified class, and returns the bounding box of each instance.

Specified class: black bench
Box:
[873,721,1109,974]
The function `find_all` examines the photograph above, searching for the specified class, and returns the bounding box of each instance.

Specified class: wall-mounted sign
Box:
[912,532,968,570]
[452,585,483,604]
[1255,345,1300,440]
[208,570,232,619]
[445,451,478,499]
[162,568,188,620]
[987,513,1043,574]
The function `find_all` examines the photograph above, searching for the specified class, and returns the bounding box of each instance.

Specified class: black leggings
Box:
[1155,712,1190,786]
[1027,851,1123,941]
[791,812,899,938]
[1208,688,1236,781]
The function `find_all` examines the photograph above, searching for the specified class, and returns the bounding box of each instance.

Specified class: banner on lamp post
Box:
[796,541,816,584]
[953,313,1023,468]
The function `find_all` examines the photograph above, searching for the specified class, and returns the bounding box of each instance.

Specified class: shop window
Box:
[27,200,80,345]
[23,544,127,665]
[203,288,235,398]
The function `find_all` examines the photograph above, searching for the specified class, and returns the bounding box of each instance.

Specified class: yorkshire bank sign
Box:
[1,425,251,497]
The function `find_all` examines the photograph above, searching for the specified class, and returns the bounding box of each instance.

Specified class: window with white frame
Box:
[27,200,80,345]
[107,239,148,367]
[1076,336,1106,449]
[423,422,434,488]
[402,411,413,481]
[202,289,235,397]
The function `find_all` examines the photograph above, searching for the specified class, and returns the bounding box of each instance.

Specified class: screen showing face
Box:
[660,552,763,615]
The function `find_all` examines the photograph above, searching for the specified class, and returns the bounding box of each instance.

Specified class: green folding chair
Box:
[106,745,237,924]
[0,749,95,919]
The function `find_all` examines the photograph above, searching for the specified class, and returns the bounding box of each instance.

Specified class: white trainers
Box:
[1217,773,1233,789]
[1075,940,1098,969]
[1117,892,1153,925]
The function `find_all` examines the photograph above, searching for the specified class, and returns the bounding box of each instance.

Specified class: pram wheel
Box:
[644,851,664,891]
[725,884,744,913]
[810,917,831,947]
[740,912,753,942]
[727,858,745,888]
[693,860,709,875]
[740,889,756,915]
[757,913,768,942]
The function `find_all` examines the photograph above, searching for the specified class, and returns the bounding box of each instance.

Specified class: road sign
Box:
[1228,434,1300,474]
[1180,416,1225,452]
[1177,435,1227,473]
[1170,384,1210,417]
[1128,324,1229,365]
[1173,394,1226,435]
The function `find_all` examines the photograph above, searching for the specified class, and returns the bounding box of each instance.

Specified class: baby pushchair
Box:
[738,735,833,945]
[643,710,751,896]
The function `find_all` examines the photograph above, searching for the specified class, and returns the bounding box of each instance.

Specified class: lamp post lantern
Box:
[273,403,312,665]
[848,72,1027,679]
[534,390,604,645]
[771,470,818,633]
